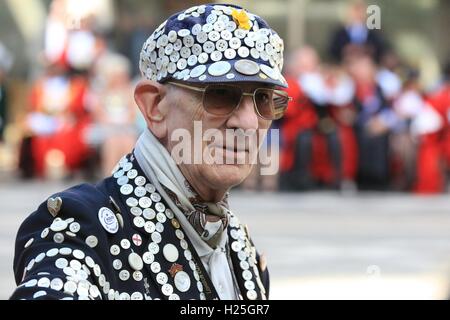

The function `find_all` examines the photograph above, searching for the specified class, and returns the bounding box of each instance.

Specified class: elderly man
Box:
[10,4,290,300]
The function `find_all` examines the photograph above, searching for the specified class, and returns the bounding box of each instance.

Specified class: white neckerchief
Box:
[134,128,237,300]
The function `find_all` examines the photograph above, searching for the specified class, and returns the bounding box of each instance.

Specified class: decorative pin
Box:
[98,207,119,234]
[163,244,179,263]
[169,263,184,278]
[132,234,143,246]
[47,197,62,217]
[174,271,191,292]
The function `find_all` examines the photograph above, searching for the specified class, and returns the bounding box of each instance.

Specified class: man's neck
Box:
[178,166,227,203]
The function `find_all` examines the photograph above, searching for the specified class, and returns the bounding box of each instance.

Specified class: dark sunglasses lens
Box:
[255,89,289,120]
[204,85,242,116]
[272,90,290,119]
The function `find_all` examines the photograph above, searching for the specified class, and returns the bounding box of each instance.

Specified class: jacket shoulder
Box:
[11,180,115,299]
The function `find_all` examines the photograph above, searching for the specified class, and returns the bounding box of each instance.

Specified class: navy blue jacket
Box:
[10,154,269,300]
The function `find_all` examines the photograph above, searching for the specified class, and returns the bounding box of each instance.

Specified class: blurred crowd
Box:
[275,2,450,194]
[0,1,449,194]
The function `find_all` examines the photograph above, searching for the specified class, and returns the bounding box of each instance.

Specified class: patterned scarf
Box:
[134,128,229,248]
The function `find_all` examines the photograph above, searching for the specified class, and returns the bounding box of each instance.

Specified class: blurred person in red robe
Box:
[280,47,347,190]
[413,63,450,193]
[324,65,358,192]
[24,61,91,178]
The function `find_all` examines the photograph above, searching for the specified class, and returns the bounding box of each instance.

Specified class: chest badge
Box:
[98,207,119,234]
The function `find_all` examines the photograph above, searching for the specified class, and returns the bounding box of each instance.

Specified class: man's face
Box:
[161,82,273,193]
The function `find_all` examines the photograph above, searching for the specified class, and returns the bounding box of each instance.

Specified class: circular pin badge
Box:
[130,207,143,217]
[131,292,143,300]
[132,234,142,246]
[64,281,77,294]
[133,271,143,281]
[247,290,257,300]
[121,239,131,250]
[41,228,49,239]
[208,61,231,76]
[89,286,100,299]
[63,266,75,277]
[46,248,59,257]
[70,259,81,271]
[139,197,152,209]
[150,261,161,273]
[184,250,192,261]
[50,219,68,232]
[37,277,50,288]
[162,283,174,296]
[113,259,122,270]
[231,241,242,252]
[143,208,156,220]
[113,169,124,179]
[151,232,162,244]
[237,46,250,58]
[175,229,185,240]
[59,247,72,256]
[242,269,253,281]
[24,238,34,249]
[259,64,279,80]
[117,176,129,186]
[35,252,45,263]
[234,59,260,75]
[127,169,138,179]
[190,65,206,78]
[174,271,191,293]
[150,193,162,202]
[143,252,155,264]
[25,279,37,288]
[240,260,250,270]
[119,270,130,281]
[123,162,133,172]
[144,221,156,234]
[69,222,80,233]
[98,207,119,234]
[50,278,64,291]
[110,245,120,256]
[193,270,200,281]
[128,252,144,271]
[197,281,204,292]
[156,272,168,285]
[134,216,145,228]
[245,280,256,291]
[126,197,139,208]
[55,258,68,269]
[162,244,179,263]
[120,184,133,196]
[180,239,188,250]
[155,212,166,223]
[155,222,164,233]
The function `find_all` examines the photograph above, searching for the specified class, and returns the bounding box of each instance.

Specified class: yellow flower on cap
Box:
[231,8,251,30]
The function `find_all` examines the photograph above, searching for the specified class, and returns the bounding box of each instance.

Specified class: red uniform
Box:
[29,75,92,177]
[415,84,450,193]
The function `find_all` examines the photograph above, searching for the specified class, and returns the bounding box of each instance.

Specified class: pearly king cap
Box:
[139,3,287,88]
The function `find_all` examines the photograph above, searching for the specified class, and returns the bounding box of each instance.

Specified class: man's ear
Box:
[134,80,168,139]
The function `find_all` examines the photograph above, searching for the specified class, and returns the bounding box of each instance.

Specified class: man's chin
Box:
[205,163,252,188]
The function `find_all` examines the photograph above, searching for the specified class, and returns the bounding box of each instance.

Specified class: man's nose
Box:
[225,95,259,130]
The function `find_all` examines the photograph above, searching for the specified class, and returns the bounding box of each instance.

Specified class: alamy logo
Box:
[170,121,280,175]
[366,4,381,30]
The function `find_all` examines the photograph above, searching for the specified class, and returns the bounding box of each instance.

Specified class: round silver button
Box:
[208,61,231,76]
[143,252,154,264]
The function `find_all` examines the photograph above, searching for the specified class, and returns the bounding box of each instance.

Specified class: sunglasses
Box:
[167,81,292,120]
